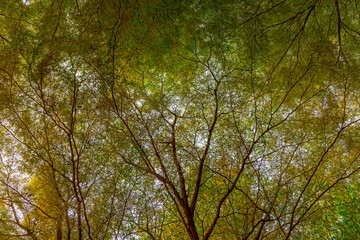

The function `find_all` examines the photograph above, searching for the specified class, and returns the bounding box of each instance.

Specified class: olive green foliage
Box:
[1,0,360,239]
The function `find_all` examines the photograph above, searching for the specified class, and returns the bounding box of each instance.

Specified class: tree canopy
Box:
[1,0,360,239]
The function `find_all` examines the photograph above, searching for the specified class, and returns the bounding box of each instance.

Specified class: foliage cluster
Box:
[1,0,360,239]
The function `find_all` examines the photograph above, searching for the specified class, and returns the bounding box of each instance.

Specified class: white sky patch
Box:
[135,99,145,107]
[22,0,31,5]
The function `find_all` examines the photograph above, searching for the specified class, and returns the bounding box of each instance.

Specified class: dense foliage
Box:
[1,0,360,239]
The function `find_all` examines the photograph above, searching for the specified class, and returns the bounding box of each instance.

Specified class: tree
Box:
[1,0,360,239]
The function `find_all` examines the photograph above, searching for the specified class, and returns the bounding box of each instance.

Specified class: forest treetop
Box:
[1,0,360,239]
